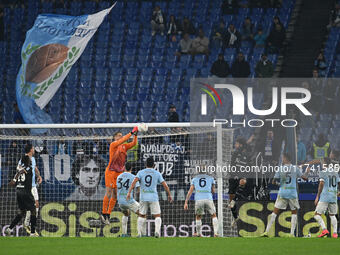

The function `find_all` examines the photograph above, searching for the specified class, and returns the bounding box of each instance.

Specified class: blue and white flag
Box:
[16,4,114,124]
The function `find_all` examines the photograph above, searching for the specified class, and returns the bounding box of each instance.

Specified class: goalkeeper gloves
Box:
[131,126,138,135]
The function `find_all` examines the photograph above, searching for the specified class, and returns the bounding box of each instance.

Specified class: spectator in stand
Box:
[191,28,209,56]
[240,17,254,43]
[54,138,71,155]
[310,69,323,113]
[151,6,165,36]
[72,135,91,155]
[311,134,331,160]
[254,28,267,48]
[175,33,192,57]
[266,23,285,54]
[210,53,230,78]
[167,15,181,42]
[212,21,227,49]
[168,104,179,122]
[0,5,4,41]
[255,54,274,78]
[327,4,340,29]
[273,16,283,27]
[180,17,196,35]
[225,24,241,49]
[323,79,337,114]
[231,52,250,77]
[88,135,108,155]
[314,52,327,77]
[296,134,306,165]
[221,0,238,15]
[13,103,24,124]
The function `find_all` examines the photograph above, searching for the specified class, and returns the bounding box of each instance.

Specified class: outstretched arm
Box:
[162,181,173,203]
[127,177,139,201]
[184,185,194,210]
[124,135,138,150]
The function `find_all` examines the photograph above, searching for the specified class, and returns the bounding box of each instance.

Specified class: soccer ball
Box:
[138,123,148,133]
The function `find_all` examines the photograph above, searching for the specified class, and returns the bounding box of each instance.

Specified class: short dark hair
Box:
[71,155,106,186]
[24,143,33,153]
[125,162,132,171]
[113,131,122,138]
[283,153,292,162]
[146,157,155,168]
[236,137,246,147]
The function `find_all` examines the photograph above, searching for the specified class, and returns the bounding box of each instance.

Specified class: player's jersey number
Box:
[329,176,337,188]
[145,175,152,187]
[284,174,291,184]
[117,179,130,190]
[18,173,26,182]
[199,178,206,188]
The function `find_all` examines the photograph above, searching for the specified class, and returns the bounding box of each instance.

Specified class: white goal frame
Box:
[0,122,232,237]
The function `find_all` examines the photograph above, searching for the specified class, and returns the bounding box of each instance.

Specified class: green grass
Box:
[0,237,339,255]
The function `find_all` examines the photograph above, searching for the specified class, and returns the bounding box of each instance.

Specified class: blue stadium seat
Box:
[140,113,153,122]
[169,75,181,83]
[154,75,167,84]
[140,74,152,83]
[125,114,138,123]
[137,94,148,101]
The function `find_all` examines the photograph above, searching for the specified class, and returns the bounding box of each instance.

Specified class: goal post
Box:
[0,123,234,237]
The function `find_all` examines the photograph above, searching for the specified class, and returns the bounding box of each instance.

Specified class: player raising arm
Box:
[313,157,340,238]
[117,162,141,237]
[261,153,310,237]
[5,144,39,237]
[184,170,219,237]
[101,127,138,224]
[127,157,173,238]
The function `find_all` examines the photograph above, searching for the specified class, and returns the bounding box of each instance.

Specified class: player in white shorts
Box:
[312,155,340,238]
[117,162,140,237]
[127,157,172,238]
[261,153,310,237]
[23,150,42,234]
[184,171,219,237]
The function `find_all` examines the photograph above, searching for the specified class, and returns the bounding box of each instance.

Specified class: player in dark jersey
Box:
[4,143,38,237]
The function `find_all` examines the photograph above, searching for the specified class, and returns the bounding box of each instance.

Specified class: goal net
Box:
[0,123,235,237]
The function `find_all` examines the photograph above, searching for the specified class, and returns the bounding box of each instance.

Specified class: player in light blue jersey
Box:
[184,171,218,237]
[127,157,172,238]
[23,148,42,234]
[313,152,340,238]
[262,153,309,237]
[117,162,140,237]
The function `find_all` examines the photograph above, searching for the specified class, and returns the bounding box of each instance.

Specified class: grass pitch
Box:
[1,237,339,255]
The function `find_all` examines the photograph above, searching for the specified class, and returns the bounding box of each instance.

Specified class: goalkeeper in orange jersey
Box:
[101,127,138,224]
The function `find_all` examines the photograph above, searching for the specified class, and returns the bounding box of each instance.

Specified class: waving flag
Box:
[15,4,114,124]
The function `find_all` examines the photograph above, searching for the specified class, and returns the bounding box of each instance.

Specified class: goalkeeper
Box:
[101,127,138,224]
